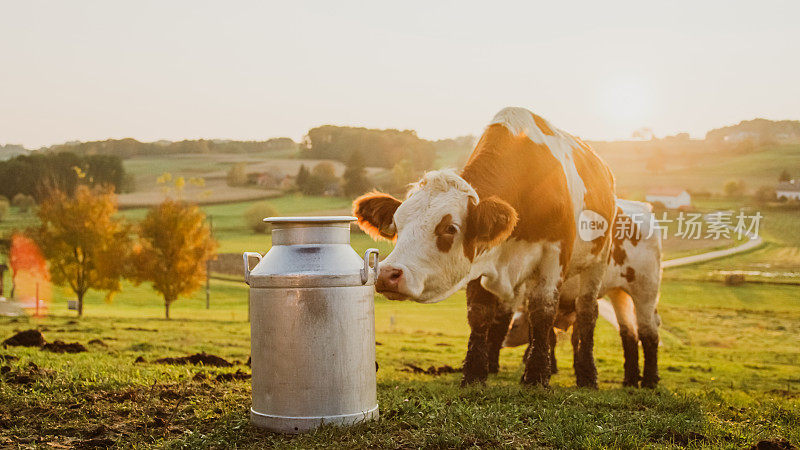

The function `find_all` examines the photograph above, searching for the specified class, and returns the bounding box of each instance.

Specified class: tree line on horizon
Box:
[44,137,297,158]
[0,152,126,201]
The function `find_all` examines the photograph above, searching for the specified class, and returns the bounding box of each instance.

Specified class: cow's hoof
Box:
[622,379,640,388]
[576,379,598,389]
[641,377,659,389]
[520,372,550,387]
[460,376,486,387]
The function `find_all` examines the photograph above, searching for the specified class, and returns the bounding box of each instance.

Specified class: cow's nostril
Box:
[389,269,403,281]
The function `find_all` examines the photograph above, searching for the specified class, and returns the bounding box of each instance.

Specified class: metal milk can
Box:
[242,216,379,433]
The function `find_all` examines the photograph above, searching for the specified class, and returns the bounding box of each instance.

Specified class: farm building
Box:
[645,188,692,210]
[776,180,800,200]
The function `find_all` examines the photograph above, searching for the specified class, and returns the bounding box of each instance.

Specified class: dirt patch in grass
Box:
[402,363,460,375]
[215,369,251,382]
[155,352,233,367]
[42,341,88,354]
[88,339,107,347]
[750,439,797,450]
[1,362,49,385]
[2,329,45,347]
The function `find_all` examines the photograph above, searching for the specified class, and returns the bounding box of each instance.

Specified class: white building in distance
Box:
[645,188,692,210]
[777,180,800,200]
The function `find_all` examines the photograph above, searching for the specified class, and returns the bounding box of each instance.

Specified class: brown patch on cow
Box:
[572,144,616,256]
[623,266,636,283]
[612,207,641,247]
[461,124,576,266]
[352,191,402,240]
[612,242,627,266]
[532,113,555,136]
[434,214,455,252]
[462,196,518,261]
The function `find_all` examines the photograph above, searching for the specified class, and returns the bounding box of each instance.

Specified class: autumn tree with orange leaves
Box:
[130,200,217,319]
[34,185,130,317]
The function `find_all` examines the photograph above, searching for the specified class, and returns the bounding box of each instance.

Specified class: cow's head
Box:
[353,170,518,303]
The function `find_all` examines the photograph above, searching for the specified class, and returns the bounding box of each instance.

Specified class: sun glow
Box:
[601,77,653,132]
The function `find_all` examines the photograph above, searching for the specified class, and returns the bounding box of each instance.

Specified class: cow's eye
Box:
[445,224,459,234]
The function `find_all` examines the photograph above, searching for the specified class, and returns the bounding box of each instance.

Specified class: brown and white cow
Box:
[353,107,616,387]
[497,199,662,387]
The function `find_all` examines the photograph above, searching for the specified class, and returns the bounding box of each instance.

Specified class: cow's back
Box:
[461,107,616,267]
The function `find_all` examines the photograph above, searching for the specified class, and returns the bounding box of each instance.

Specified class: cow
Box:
[496,199,662,387]
[353,107,616,387]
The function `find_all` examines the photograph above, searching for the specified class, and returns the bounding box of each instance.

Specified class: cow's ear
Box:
[353,191,402,240]
[464,196,518,258]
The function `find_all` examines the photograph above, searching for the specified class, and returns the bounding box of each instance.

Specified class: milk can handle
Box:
[361,248,380,284]
[242,252,263,285]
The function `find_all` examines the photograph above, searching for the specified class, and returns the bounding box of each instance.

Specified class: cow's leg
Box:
[522,247,562,386]
[487,304,513,374]
[608,288,640,387]
[637,293,661,388]
[461,278,499,386]
[548,327,558,374]
[572,262,607,388]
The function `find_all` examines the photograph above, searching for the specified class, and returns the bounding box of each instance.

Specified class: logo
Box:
[578,210,608,241]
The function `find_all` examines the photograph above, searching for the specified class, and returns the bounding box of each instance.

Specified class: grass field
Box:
[1,157,799,447]
[1,278,798,448]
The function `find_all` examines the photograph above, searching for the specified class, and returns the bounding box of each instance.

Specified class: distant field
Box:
[593,143,800,197]
[121,152,386,207]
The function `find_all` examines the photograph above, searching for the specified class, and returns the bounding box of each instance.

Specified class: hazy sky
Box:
[2,1,799,148]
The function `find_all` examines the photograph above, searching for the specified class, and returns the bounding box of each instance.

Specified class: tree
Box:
[391,159,417,192]
[0,197,8,222]
[723,180,746,197]
[226,163,248,187]
[34,185,130,317]
[296,164,310,191]
[754,186,776,204]
[130,200,217,319]
[313,162,339,195]
[343,150,371,197]
[779,169,792,183]
[244,201,278,233]
[12,193,36,213]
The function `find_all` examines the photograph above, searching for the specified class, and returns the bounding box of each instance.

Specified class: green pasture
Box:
[1,279,798,448]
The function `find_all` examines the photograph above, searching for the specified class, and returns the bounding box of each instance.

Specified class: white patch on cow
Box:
[471,239,549,302]
[616,198,655,239]
[489,107,587,224]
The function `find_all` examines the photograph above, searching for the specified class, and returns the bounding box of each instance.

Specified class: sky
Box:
[2,0,799,148]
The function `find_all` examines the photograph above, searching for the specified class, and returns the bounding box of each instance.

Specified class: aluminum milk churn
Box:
[242,216,380,433]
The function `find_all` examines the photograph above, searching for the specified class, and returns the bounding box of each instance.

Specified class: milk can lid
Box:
[264,216,357,224]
